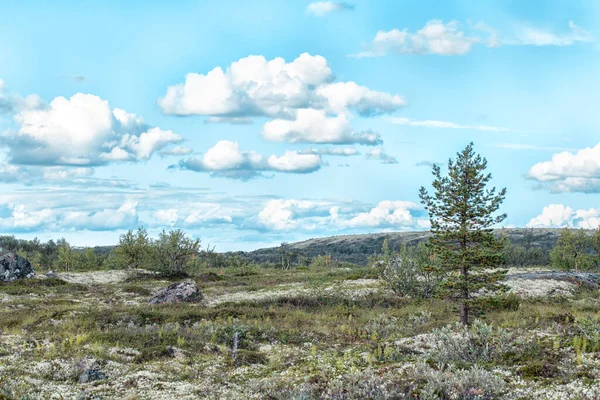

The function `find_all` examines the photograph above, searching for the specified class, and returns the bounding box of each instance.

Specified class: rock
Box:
[45,270,59,279]
[78,369,107,384]
[505,271,600,297]
[148,281,203,305]
[166,346,186,360]
[508,271,600,289]
[0,253,35,282]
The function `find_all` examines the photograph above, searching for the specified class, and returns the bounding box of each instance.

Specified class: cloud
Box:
[366,147,398,164]
[0,161,98,185]
[257,199,327,230]
[316,81,406,116]
[154,209,179,226]
[415,160,440,167]
[158,53,404,144]
[353,20,478,57]
[0,79,44,115]
[158,53,333,118]
[527,204,600,229]
[159,146,193,157]
[331,200,424,229]
[262,109,382,145]
[386,117,524,132]
[0,200,139,232]
[306,1,354,17]
[253,198,428,233]
[0,184,433,249]
[527,143,600,193]
[512,21,594,46]
[298,147,360,156]
[0,186,240,235]
[354,20,594,58]
[183,206,234,227]
[204,116,254,125]
[175,140,323,180]
[3,92,182,166]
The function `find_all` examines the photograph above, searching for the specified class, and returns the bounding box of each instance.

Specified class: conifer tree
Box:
[419,143,507,325]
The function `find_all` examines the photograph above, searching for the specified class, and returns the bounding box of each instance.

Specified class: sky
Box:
[0,0,599,251]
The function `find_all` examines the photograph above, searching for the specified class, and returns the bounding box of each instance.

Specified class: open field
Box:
[1,266,600,399]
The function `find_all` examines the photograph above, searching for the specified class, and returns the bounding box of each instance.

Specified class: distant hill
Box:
[227,228,572,266]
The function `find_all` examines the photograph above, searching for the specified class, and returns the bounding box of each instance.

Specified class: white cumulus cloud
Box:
[332,200,421,228]
[527,204,600,229]
[262,108,381,145]
[158,53,404,145]
[353,20,478,57]
[176,140,323,180]
[527,143,600,193]
[6,93,182,166]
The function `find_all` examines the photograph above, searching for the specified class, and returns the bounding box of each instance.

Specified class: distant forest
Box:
[0,228,584,270]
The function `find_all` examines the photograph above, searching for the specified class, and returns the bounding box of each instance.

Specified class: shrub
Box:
[375,240,444,299]
[505,243,550,267]
[427,320,512,367]
[575,317,600,350]
[550,228,597,271]
[364,314,400,340]
[153,229,201,277]
[113,227,152,270]
[471,293,520,315]
[415,363,507,400]
[325,368,415,399]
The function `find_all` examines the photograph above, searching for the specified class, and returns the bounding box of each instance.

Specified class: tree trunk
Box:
[460,301,469,325]
[460,263,469,325]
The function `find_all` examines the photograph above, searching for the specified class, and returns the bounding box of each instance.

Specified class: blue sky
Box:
[0,0,599,250]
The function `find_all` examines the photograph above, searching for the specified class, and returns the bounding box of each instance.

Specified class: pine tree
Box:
[419,143,507,325]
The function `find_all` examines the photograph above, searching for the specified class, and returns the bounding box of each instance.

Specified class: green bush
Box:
[427,320,512,367]
[375,240,445,299]
[550,228,599,271]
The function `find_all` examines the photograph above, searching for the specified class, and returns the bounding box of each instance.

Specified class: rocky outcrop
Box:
[505,271,600,297]
[148,281,203,305]
[508,271,600,289]
[0,253,35,282]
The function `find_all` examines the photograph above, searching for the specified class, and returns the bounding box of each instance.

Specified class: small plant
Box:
[364,314,400,340]
[428,320,512,367]
[415,363,507,400]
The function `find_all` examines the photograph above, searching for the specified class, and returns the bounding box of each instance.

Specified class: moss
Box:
[196,272,225,282]
[0,278,86,296]
[519,361,560,379]
[121,284,153,296]
[234,349,268,366]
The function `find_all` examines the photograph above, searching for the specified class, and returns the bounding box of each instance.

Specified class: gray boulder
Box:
[0,253,35,282]
[78,369,107,384]
[45,270,59,279]
[149,281,203,305]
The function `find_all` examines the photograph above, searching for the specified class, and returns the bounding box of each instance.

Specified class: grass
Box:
[0,265,599,399]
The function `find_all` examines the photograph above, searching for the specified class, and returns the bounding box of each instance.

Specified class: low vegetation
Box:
[1,264,600,399]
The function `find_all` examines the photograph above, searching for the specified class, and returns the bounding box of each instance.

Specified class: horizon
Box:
[1,1,599,252]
